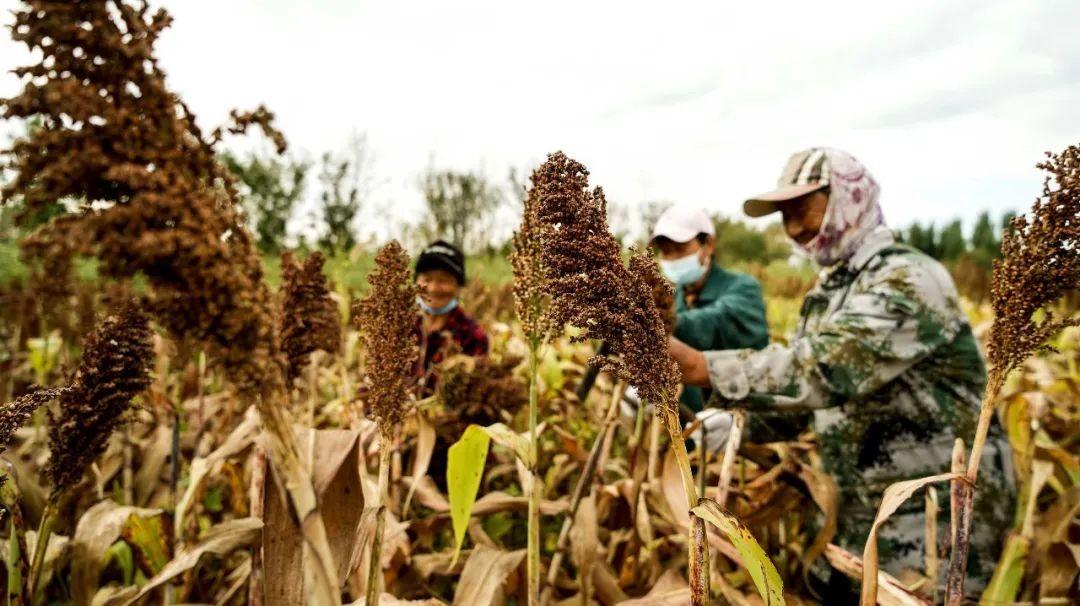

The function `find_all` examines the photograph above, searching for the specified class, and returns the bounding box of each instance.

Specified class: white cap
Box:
[650,207,715,244]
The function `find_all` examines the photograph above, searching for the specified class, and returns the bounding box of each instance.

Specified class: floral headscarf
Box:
[797,148,885,267]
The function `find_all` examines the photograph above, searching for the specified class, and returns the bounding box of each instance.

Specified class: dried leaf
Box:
[123,517,263,605]
[404,412,437,512]
[264,428,364,601]
[616,568,689,605]
[71,500,162,605]
[794,461,838,569]
[175,406,260,538]
[859,472,964,606]
[346,595,445,605]
[480,422,533,467]
[451,545,525,606]
[824,544,931,606]
[134,423,171,506]
[661,450,691,529]
[570,490,599,600]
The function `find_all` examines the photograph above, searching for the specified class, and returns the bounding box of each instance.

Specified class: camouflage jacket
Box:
[704,227,1012,582]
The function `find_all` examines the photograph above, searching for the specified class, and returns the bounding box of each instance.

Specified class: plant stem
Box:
[716,410,744,509]
[248,445,267,606]
[366,438,392,606]
[27,502,54,605]
[122,423,134,505]
[527,343,540,606]
[626,391,648,553]
[945,371,1005,605]
[945,438,970,606]
[7,527,22,606]
[659,406,709,606]
[925,486,939,604]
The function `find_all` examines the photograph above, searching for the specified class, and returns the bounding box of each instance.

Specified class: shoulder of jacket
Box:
[860,245,960,305]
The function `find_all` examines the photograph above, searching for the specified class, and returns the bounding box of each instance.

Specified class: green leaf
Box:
[980,533,1028,605]
[105,540,135,585]
[7,531,22,598]
[447,425,491,568]
[203,484,224,512]
[692,498,785,605]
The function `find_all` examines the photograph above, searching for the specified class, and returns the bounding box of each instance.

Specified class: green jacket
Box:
[674,263,769,411]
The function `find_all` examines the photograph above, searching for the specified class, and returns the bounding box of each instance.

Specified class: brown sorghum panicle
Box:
[436,355,528,430]
[46,302,152,496]
[0,388,68,453]
[988,145,1080,379]
[280,251,341,383]
[354,241,419,436]
[532,151,680,414]
[1,0,288,398]
[511,180,550,344]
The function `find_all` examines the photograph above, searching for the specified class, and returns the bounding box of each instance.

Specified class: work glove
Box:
[618,386,653,421]
[685,409,733,453]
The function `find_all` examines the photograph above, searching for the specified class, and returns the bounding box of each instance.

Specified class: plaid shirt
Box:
[416,306,489,376]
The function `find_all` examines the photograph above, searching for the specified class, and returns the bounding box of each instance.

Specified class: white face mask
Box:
[659,252,707,286]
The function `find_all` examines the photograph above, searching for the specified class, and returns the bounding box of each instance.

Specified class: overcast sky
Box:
[2,0,1078,240]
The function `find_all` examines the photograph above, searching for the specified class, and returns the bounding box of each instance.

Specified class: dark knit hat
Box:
[415,240,466,284]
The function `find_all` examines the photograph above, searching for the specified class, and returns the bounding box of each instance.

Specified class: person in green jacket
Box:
[622,206,771,451]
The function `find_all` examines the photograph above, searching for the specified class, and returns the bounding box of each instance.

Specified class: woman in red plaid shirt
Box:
[414,240,489,386]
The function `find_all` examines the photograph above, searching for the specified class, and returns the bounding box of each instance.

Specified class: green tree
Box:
[713,217,767,265]
[905,221,940,258]
[418,167,503,253]
[1001,210,1017,237]
[316,135,374,253]
[969,211,1000,269]
[222,151,309,254]
[937,219,967,261]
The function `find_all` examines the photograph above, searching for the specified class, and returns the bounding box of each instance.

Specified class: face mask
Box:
[418,295,458,316]
[659,253,707,286]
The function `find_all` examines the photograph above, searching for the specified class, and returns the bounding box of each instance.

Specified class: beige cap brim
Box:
[743,182,827,217]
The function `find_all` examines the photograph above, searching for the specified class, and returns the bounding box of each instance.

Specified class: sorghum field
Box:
[0,2,1076,606]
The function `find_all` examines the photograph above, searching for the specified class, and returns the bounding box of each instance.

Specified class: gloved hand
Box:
[618,386,653,421]
[685,409,733,453]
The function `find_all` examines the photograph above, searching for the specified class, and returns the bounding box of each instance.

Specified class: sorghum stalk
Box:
[945,145,1080,604]
[532,152,709,605]
[526,342,541,605]
[512,175,550,605]
[366,443,392,604]
[27,502,54,604]
[354,241,418,606]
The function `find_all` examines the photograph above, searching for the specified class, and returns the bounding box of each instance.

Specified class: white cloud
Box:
[1,0,1077,240]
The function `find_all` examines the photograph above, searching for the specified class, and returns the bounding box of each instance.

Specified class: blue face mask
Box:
[659,253,707,286]
[418,295,458,316]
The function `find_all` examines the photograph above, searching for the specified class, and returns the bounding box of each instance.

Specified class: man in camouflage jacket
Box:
[668,148,1013,593]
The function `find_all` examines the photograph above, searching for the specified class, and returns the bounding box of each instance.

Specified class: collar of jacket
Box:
[818,225,896,283]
